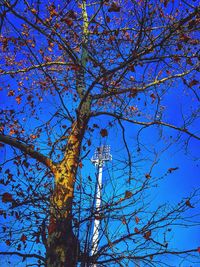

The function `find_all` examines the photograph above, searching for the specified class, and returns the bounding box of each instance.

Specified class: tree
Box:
[0,0,199,266]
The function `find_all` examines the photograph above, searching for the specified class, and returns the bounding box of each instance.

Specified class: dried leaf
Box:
[8,90,15,96]
[135,216,140,224]
[122,216,126,225]
[150,93,156,103]
[186,199,194,208]
[134,227,139,233]
[100,129,108,137]
[79,162,83,168]
[2,193,13,203]
[173,55,180,63]
[20,234,27,243]
[62,18,73,26]
[144,230,151,240]
[125,190,133,199]
[145,173,151,179]
[6,240,11,246]
[129,106,138,111]
[189,79,198,87]
[108,2,121,12]
[15,95,22,104]
[106,16,111,23]
[68,10,77,19]
[31,8,37,15]
[168,167,178,173]
[30,134,37,140]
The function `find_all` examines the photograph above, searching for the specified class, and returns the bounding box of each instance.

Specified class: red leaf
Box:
[197,247,200,253]
[2,193,13,203]
[100,129,108,137]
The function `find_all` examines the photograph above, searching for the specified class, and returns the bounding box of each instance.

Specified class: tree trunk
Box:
[46,119,88,267]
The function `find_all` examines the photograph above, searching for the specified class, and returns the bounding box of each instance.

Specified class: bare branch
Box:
[0,134,54,170]
[91,112,200,140]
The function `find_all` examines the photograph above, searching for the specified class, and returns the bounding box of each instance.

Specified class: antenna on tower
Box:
[91,145,112,266]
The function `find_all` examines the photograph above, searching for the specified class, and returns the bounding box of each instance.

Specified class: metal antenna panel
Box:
[91,145,112,166]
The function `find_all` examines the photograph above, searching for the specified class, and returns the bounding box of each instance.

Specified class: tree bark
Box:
[46,118,88,267]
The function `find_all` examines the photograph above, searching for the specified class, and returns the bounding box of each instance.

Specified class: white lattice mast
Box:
[91,145,112,266]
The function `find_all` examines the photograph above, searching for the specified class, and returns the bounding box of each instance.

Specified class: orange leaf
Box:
[15,95,22,104]
[129,106,137,111]
[31,8,37,14]
[30,134,37,140]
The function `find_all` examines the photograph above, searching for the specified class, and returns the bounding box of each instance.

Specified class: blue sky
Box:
[0,0,200,266]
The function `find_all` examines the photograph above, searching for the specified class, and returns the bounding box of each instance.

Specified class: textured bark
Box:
[46,118,88,267]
